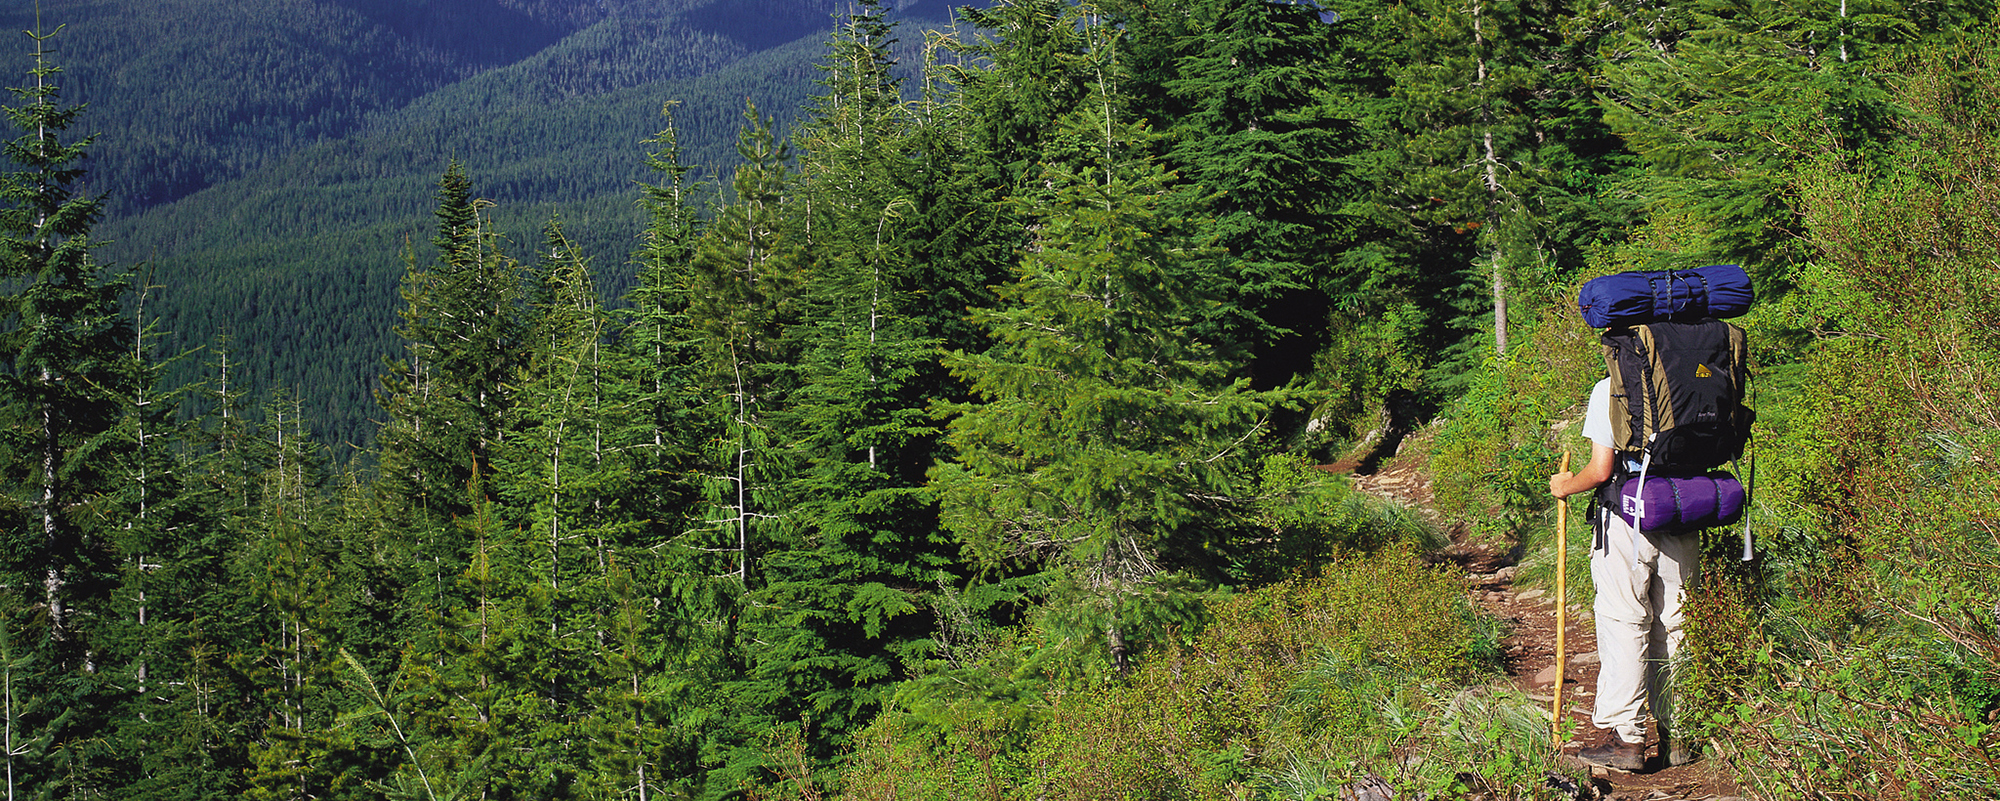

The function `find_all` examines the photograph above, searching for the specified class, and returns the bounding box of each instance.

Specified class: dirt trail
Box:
[1341,448,1750,801]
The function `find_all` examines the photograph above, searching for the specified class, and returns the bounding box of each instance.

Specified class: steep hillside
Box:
[112,38,829,452]
[0,0,601,216]
[1,0,969,454]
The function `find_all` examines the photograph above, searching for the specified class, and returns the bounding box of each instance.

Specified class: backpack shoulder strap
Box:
[1600,326,1645,453]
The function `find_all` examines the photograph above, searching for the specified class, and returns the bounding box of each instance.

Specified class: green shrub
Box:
[1689,30,2000,798]
[840,714,1021,801]
[1246,454,1446,584]
[1426,278,1603,540]
[1677,557,1768,743]
[1718,622,2000,800]
[1021,544,1497,800]
[1307,302,1428,459]
[838,545,1586,800]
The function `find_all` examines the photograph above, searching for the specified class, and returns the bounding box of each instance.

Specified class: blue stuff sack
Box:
[1613,472,1746,534]
[1577,264,1753,328]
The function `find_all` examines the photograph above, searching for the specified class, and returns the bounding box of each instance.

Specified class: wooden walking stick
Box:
[1552,451,1571,740]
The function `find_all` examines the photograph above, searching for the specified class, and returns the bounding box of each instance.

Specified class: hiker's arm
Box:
[1549,442,1615,498]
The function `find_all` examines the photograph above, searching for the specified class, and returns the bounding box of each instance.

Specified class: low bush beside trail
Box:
[839,543,1584,800]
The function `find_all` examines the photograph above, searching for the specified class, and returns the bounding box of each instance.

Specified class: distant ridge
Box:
[0,0,977,456]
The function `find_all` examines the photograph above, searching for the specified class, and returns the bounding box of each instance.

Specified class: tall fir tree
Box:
[99,282,247,801]
[0,17,136,660]
[611,104,735,800]
[0,22,148,798]
[1380,0,1566,367]
[498,219,631,627]
[626,102,714,519]
[1593,0,1950,285]
[932,92,1288,674]
[683,104,805,589]
[713,3,961,783]
[677,103,816,794]
[954,0,1104,205]
[1113,0,1361,383]
[373,163,526,627]
[235,395,362,801]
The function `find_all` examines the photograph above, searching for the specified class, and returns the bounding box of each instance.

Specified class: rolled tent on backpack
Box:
[1577,264,1753,328]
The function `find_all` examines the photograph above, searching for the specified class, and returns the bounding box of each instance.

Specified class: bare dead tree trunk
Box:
[40,372,60,644]
[1475,0,1509,357]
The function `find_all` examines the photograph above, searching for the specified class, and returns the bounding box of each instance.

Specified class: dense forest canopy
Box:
[0,0,1996,799]
[0,0,968,454]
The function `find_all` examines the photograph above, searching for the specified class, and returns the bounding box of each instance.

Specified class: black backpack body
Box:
[1601,319,1753,473]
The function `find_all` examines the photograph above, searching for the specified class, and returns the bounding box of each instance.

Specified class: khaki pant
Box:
[1591,510,1701,744]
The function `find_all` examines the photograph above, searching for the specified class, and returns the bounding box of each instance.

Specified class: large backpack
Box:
[1596,320,1755,548]
[1577,268,1757,556]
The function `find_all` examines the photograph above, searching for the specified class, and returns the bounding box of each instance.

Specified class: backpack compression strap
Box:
[1735,374,1756,561]
[1733,458,1752,561]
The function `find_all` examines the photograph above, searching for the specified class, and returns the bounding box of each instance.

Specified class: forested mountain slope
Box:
[104,36,827,452]
[5,0,590,216]
[1,1,1996,799]
[1,0,965,452]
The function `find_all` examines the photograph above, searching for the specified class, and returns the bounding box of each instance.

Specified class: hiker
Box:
[1547,264,1755,771]
[1548,377,1700,772]
[1549,264,1756,771]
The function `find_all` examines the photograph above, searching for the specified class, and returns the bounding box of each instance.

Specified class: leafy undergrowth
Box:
[1685,34,2000,798]
[836,543,1589,800]
[1390,32,2000,800]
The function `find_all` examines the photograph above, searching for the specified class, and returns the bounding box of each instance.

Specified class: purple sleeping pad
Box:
[1614,473,1746,534]
[1577,264,1754,328]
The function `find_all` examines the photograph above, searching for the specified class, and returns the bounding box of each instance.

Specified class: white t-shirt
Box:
[1582,377,1614,449]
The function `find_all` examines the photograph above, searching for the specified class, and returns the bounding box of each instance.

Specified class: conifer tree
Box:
[608,106,735,800]
[235,395,354,801]
[940,0,1112,354]
[0,22,150,798]
[683,105,805,588]
[1382,0,1564,363]
[626,103,712,507]
[374,163,526,623]
[0,18,137,660]
[886,14,1017,360]
[499,220,629,621]
[954,0,1103,201]
[665,105,816,793]
[1112,0,1359,377]
[191,336,259,531]
[1594,0,1929,280]
[377,164,523,514]
[581,559,695,801]
[712,3,962,774]
[0,606,55,801]
[409,474,588,800]
[98,285,248,801]
[932,94,1287,673]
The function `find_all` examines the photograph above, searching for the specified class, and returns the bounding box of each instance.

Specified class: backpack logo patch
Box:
[1695,363,1713,378]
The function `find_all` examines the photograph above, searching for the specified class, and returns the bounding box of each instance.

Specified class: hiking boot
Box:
[1576,728,1646,771]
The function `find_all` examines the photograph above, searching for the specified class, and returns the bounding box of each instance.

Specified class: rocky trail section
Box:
[1342,448,1751,801]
